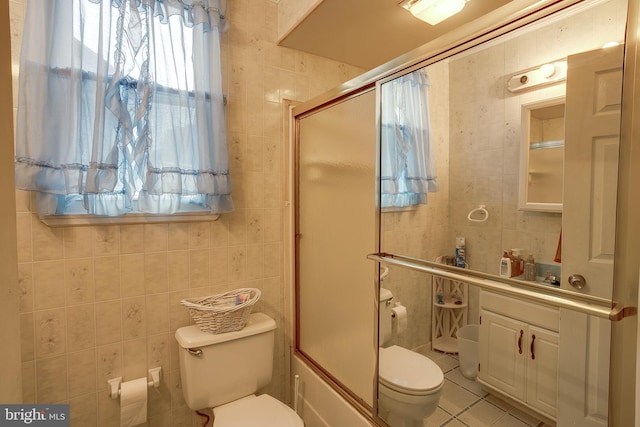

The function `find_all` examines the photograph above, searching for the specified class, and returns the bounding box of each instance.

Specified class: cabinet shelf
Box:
[431,256,469,354]
[432,336,459,354]
[434,301,468,309]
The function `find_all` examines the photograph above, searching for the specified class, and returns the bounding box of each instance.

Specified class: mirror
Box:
[379,0,626,288]
[519,97,565,212]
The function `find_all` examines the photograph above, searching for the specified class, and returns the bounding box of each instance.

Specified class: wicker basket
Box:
[181,288,261,334]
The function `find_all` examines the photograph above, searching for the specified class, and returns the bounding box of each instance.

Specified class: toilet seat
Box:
[379,345,444,396]
[213,394,303,427]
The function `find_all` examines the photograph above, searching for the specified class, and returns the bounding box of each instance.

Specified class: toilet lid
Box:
[379,345,444,395]
[213,394,303,427]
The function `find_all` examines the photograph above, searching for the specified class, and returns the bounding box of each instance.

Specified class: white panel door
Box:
[558,45,623,427]
[562,44,623,298]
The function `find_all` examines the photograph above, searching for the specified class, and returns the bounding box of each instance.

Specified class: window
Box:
[15,0,233,220]
[380,68,438,209]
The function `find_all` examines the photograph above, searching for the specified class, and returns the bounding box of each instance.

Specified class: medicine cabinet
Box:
[518,96,565,212]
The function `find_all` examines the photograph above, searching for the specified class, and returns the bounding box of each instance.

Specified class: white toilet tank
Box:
[379,288,394,346]
[175,312,277,410]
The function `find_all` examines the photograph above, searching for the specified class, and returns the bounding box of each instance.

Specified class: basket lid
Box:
[175,312,276,348]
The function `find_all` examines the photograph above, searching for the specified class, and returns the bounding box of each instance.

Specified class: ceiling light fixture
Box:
[400,0,469,26]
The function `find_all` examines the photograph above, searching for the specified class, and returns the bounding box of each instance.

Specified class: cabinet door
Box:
[526,326,559,418]
[479,310,526,400]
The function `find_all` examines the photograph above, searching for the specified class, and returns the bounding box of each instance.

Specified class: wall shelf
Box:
[431,256,469,354]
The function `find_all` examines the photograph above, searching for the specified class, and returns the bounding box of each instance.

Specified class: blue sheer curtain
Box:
[15,0,233,216]
[381,68,438,208]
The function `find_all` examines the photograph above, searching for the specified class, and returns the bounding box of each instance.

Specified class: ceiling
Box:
[277,0,513,70]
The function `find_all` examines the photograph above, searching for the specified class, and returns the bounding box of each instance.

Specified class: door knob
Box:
[568,274,586,289]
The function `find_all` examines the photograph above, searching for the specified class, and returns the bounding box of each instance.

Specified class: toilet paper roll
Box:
[120,377,148,427]
[392,303,407,335]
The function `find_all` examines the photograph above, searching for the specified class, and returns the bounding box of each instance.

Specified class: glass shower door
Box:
[296,88,378,407]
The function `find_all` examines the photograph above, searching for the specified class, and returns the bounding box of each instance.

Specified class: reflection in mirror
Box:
[380,0,626,292]
[378,0,626,426]
[519,97,565,212]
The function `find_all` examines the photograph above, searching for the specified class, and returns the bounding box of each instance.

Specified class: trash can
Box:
[457,325,479,380]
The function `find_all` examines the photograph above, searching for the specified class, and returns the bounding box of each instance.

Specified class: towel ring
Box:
[468,205,489,223]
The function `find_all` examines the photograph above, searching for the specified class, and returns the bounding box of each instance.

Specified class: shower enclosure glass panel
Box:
[296,89,378,407]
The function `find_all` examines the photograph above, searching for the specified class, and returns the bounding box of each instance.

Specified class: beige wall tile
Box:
[15,190,30,213]
[144,223,169,252]
[246,209,264,244]
[245,245,263,280]
[15,212,32,262]
[147,333,171,376]
[189,249,210,288]
[36,355,68,403]
[97,390,119,427]
[122,297,146,340]
[31,217,63,261]
[122,338,147,380]
[94,256,121,301]
[189,222,210,249]
[146,293,169,336]
[144,252,168,294]
[120,254,145,297]
[65,258,95,305]
[169,291,191,332]
[264,242,282,278]
[264,209,281,243]
[167,223,189,250]
[17,262,33,312]
[68,348,97,398]
[210,247,229,286]
[35,308,67,358]
[22,361,35,403]
[210,216,230,248]
[95,301,122,346]
[120,225,144,254]
[67,304,96,352]
[167,251,190,291]
[96,343,122,393]
[228,247,246,283]
[227,210,247,246]
[20,312,34,362]
[69,393,98,427]
[94,226,120,256]
[64,227,95,259]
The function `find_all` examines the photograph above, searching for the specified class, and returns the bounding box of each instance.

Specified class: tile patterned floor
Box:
[414,347,554,427]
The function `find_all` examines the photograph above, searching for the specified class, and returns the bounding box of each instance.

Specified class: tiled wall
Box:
[9,0,364,425]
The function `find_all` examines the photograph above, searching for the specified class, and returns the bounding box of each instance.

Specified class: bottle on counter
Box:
[524,254,536,281]
[500,251,512,277]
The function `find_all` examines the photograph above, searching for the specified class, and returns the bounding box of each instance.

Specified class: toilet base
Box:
[385,412,426,427]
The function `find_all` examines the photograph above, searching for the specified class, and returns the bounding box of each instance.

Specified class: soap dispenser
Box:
[499,251,512,277]
[524,254,536,281]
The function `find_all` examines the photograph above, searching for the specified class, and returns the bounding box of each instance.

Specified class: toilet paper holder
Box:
[108,367,162,400]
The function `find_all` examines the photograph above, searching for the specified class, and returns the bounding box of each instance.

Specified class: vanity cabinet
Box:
[478,291,559,421]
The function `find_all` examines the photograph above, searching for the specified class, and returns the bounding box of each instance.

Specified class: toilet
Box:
[175,313,303,427]
[378,288,445,427]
